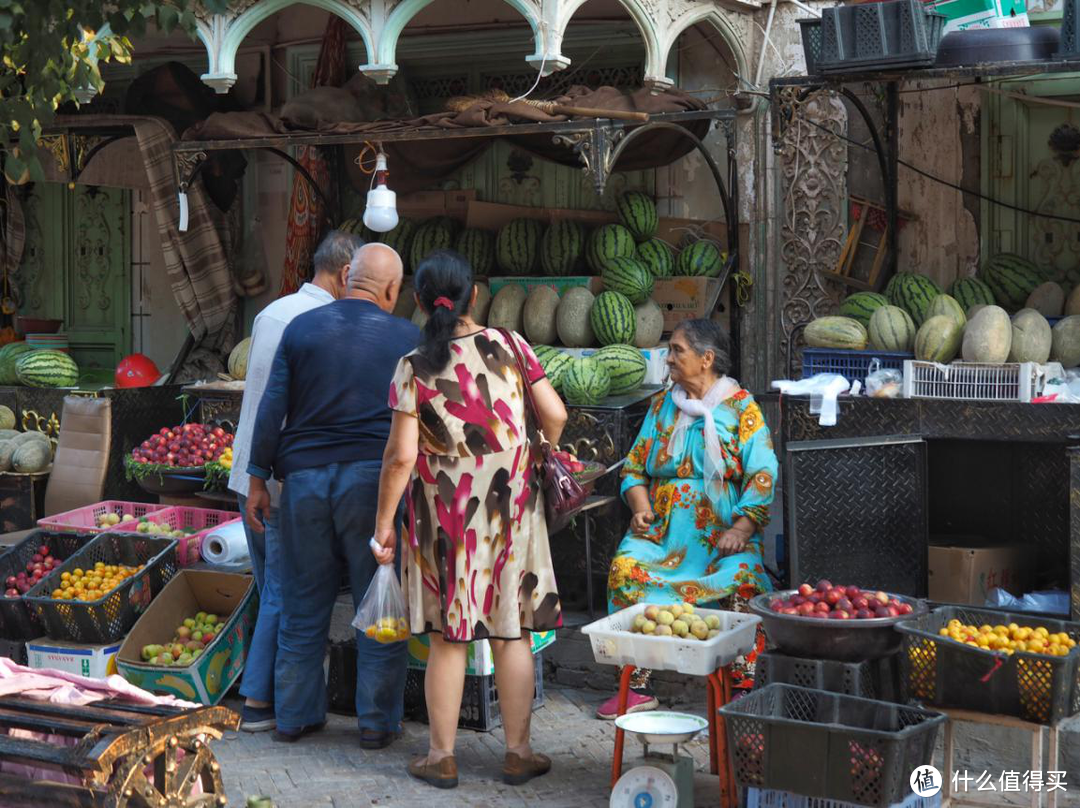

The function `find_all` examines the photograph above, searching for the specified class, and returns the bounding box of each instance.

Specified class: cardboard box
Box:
[928,543,1028,605]
[563,344,670,386]
[931,0,1028,33]
[398,189,476,219]
[116,570,257,704]
[28,638,122,678]
[407,630,556,676]
[652,277,724,331]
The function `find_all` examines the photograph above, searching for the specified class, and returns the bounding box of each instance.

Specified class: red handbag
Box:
[497,329,588,533]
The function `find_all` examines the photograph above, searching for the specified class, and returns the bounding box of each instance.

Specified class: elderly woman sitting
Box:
[597,318,778,719]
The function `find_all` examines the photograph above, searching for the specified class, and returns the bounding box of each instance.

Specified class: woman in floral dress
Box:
[597,318,778,719]
[371,250,566,789]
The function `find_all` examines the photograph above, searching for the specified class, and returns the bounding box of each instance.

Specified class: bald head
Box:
[347,243,404,313]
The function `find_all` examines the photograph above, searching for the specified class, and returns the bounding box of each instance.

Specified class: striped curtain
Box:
[277,16,348,297]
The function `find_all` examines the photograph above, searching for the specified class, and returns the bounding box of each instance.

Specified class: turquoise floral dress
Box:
[608,386,777,646]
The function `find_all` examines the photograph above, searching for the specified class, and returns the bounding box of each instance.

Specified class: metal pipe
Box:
[754,0,780,89]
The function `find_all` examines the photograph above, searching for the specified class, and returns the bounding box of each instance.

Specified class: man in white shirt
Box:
[228,230,363,731]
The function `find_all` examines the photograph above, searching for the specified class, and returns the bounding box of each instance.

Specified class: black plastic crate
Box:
[799,18,823,75]
[755,651,902,703]
[327,639,359,715]
[23,533,177,644]
[896,606,1080,725]
[720,684,945,808]
[819,0,946,73]
[0,637,31,666]
[0,530,96,640]
[404,653,545,732]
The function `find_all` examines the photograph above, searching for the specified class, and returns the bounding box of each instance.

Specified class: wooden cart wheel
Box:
[110,733,227,808]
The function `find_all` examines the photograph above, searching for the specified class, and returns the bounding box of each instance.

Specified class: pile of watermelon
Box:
[0,344,80,388]
[804,253,1080,369]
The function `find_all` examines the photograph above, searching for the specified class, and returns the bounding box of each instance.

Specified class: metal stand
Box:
[941,708,1061,808]
[610,664,738,808]
[580,495,618,621]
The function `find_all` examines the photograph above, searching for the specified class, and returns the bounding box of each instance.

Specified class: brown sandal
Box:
[408,755,458,789]
[503,751,551,785]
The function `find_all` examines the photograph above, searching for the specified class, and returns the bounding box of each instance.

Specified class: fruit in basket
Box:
[5,545,60,596]
[141,613,224,665]
[50,562,144,601]
[936,619,1076,657]
[771,581,913,620]
[628,602,718,641]
[130,423,235,468]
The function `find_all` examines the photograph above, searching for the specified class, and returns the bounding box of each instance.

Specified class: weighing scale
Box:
[610,711,708,808]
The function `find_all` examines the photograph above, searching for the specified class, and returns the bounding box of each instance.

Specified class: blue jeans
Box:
[236,493,281,705]
[275,459,407,733]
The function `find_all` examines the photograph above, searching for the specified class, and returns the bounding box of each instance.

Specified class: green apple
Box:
[160,652,174,664]
[205,614,219,626]
[183,618,196,629]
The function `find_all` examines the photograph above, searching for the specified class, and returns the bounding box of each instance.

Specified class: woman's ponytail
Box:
[414,249,474,371]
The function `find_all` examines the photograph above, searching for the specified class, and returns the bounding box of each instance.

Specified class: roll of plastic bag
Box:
[200,519,251,566]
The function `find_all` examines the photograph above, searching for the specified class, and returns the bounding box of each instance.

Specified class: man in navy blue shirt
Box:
[246,242,419,746]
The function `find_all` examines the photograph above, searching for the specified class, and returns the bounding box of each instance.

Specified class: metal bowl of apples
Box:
[749,580,928,662]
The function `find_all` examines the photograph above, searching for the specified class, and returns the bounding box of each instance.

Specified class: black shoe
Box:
[272,722,326,743]
[358,728,395,749]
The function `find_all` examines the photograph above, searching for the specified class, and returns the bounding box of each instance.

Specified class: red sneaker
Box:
[595,690,659,720]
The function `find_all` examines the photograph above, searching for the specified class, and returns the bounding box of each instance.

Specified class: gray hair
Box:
[672,318,732,375]
[313,230,364,276]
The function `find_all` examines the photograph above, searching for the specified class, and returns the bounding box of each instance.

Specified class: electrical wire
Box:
[793,109,1080,226]
[509,22,549,103]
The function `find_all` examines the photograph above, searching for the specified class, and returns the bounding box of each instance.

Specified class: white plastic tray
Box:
[581,603,761,676]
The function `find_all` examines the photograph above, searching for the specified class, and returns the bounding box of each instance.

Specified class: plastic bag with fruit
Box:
[351,547,410,644]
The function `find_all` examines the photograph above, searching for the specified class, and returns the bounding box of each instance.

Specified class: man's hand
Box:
[245,478,271,534]
[371,524,397,565]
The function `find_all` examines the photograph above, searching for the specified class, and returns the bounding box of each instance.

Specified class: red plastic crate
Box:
[37,501,170,535]
[138,507,241,566]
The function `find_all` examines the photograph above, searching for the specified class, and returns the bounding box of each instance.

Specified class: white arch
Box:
[554,0,664,88]
[658,8,751,90]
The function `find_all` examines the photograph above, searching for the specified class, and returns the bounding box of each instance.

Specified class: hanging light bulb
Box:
[363,152,398,233]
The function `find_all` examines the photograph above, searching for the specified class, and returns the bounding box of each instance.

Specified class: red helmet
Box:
[115,354,162,388]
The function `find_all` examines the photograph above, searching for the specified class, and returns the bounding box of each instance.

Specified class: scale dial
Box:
[610,765,679,808]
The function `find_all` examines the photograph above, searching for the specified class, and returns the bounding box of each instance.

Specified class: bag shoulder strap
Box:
[495,328,540,425]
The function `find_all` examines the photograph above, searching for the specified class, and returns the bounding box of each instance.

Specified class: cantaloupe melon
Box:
[228,338,251,380]
[0,405,13,431]
[0,440,14,472]
[488,284,528,333]
[556,286,596,348]
[962,306,1012,363]
[523,286,560,346]
[633,299,664,349]
[12,441,50,473]
[472,283,492,325]
[1051,315,1080,368]
[1008,309,1052,363]
[1065,285,1080,317]
[1026,282,1064,318]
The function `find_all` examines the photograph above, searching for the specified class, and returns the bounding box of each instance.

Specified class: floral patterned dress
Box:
[389,328,563,643]
[607,386,777,683]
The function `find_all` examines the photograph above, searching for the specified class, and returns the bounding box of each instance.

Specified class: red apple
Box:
[4,576,16,588]
[25,563,34,573]
[874,591,890,605]
[808,592,821,604]
[779,607,799,615]
[816,579,833,593]
[885,605,900,617]
[810,611,830,619]
[897,603,913,615]
[797,583,814,597]
[791,595,806,607]
[796,602,815,616]
[852,596,869,610]
[31,554,42,564]
[874,607,890,618]
[769,599,783,612]
[814,601,830,613]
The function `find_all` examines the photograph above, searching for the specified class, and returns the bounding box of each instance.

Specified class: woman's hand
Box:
[630,509,656,536]
[371,524,397,565]
[717,523,753,556]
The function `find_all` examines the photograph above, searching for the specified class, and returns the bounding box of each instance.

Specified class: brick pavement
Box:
[213,687,723,808]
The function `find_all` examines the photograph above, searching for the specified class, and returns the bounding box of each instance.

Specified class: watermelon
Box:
[540,220,584,277]
[537,349,571,392]
[410,218,457,271]
[0,342,33,385]
[590,291,637,346]
[636,238,674,278]
[616,191,658,242]
[586,224,636,274]
[557,287,596,347]
[804,317,867,350]
[601,257,654,305]
[914,315,962,363]
[949,276,996,313]
[562,357,611,406]
[675,240,724,277]
[379,218,417,268]
[497,219,543,276]
[595,344,647,395]
[15,350,79,388]
[868,306,915,352]
[925,294,966,329]
[839,292,889,329]
[228,337,251,380]
[981,254,1043,311]
[456,229,495,276]
[887,273,942,327]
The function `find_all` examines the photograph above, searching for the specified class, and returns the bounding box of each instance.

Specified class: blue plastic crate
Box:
[746,788,940,808]
[801,348,912,383]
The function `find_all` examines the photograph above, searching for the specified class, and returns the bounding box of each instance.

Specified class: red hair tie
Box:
[433,297,454,310]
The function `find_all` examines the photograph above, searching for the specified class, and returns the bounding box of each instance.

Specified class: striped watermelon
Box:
[540,220,584,276]
[675,241,724,277]
[15,350,79,388]
[601,257,654,305]
[887,273,942,327]
[497,219,543,276]
[410,218,457,270]
[949,276,995,313]
[636,238,674,278]
[562,357,611,406]
[616,191,658,242]
[586,224,636,274]
[455,229,495,276]
[804,317,867,350]
[0,342,33,385]
[926,294,966,328]
[595,344,647,395]
[590,291,637,346]
[867,306,915,352]
[534,346,571,392]
[981,253,1042,311]
[839,292,889,328]
[379,218,417,269]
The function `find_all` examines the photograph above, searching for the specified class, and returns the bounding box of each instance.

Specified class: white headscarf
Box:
[670,376,740,510]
